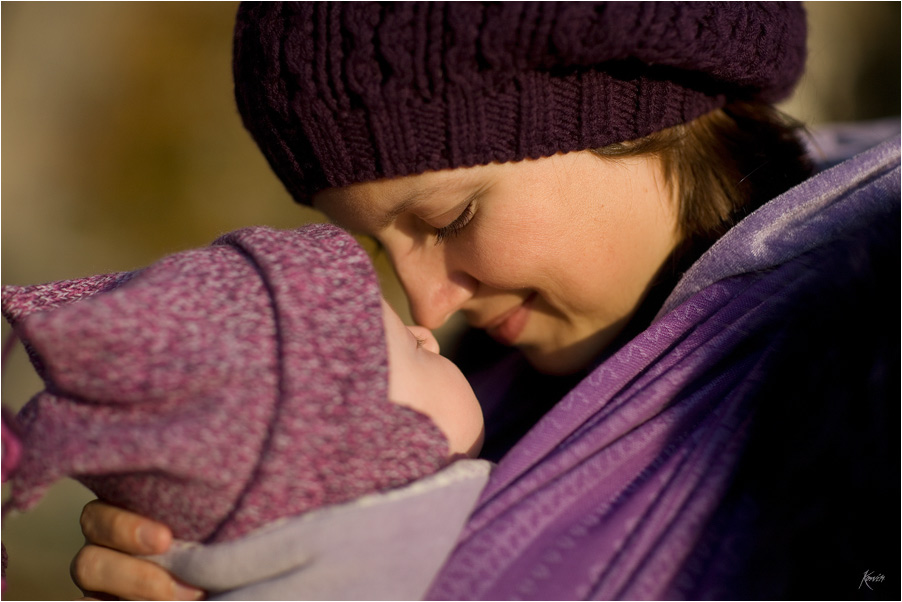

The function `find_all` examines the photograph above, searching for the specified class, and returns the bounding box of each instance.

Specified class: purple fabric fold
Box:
[428,137,900,600]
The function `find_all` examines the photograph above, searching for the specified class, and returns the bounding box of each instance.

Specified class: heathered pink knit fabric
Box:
[2,224,448,543]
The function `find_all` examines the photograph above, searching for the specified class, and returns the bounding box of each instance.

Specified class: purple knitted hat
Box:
[232,1,807,204]
[2,224,448,543]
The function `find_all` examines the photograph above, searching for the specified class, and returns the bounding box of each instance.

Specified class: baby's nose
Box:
[407,325,441,354]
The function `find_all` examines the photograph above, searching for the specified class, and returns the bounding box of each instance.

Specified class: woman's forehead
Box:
[313,164,487,225]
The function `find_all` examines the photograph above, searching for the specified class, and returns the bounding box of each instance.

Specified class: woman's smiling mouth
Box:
[485,293,537,346]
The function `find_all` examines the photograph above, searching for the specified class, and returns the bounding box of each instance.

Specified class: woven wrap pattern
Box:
[426,137,900,600]
[233,1,806,203]
[3,224,448,543]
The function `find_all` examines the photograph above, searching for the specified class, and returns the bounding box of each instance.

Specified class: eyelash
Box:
[434,201,475,244]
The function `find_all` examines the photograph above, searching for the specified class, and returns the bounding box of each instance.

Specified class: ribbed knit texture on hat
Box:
[233,1,807,204]
[2,225,448,543]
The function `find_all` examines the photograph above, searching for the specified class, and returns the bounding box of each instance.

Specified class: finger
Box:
[71,544,204,601]
[80,499,172,555]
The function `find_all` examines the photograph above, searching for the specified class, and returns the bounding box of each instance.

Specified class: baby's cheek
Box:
[436,364,484,457]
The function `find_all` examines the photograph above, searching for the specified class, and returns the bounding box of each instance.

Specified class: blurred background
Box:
[1,2,899,599]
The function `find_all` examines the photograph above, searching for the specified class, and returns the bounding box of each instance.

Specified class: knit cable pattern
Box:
[233,1,806,204]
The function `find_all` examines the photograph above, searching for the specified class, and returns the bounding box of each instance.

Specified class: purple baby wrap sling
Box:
[428,135,900,599]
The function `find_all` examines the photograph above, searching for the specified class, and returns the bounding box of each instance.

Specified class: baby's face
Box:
[381,299,484,458]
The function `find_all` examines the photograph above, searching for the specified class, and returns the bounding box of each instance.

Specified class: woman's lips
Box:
[486,294,536,345]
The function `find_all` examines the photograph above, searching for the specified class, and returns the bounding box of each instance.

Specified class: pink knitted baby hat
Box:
[2,224,448,543]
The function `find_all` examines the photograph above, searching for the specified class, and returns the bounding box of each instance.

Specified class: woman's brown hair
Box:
[593,101,814,253]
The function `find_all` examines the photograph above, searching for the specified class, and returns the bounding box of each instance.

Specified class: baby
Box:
[2,224,488,599]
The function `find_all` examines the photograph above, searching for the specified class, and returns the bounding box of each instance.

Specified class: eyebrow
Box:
[376,183,448,230]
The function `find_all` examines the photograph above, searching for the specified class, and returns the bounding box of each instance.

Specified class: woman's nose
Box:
[407,325,441,354]
[392,248,476,330]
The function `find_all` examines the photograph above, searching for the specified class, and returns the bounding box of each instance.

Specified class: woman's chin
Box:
[521,327,625,376]
[521,345,597,376]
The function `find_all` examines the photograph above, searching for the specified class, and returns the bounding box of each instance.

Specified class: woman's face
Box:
[316,151,681,375]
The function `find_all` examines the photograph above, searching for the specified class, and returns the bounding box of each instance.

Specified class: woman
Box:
[70,2,898,599]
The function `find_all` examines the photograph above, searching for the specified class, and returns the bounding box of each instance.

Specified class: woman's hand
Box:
[72,500,205,600]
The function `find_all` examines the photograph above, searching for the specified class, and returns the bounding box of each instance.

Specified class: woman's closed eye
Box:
[434,200,476,244]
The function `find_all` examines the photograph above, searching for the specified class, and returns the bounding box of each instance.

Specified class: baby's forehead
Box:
[379,298,410,341]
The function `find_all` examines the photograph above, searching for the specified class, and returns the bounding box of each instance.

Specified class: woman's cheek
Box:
[466,219,549,286]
